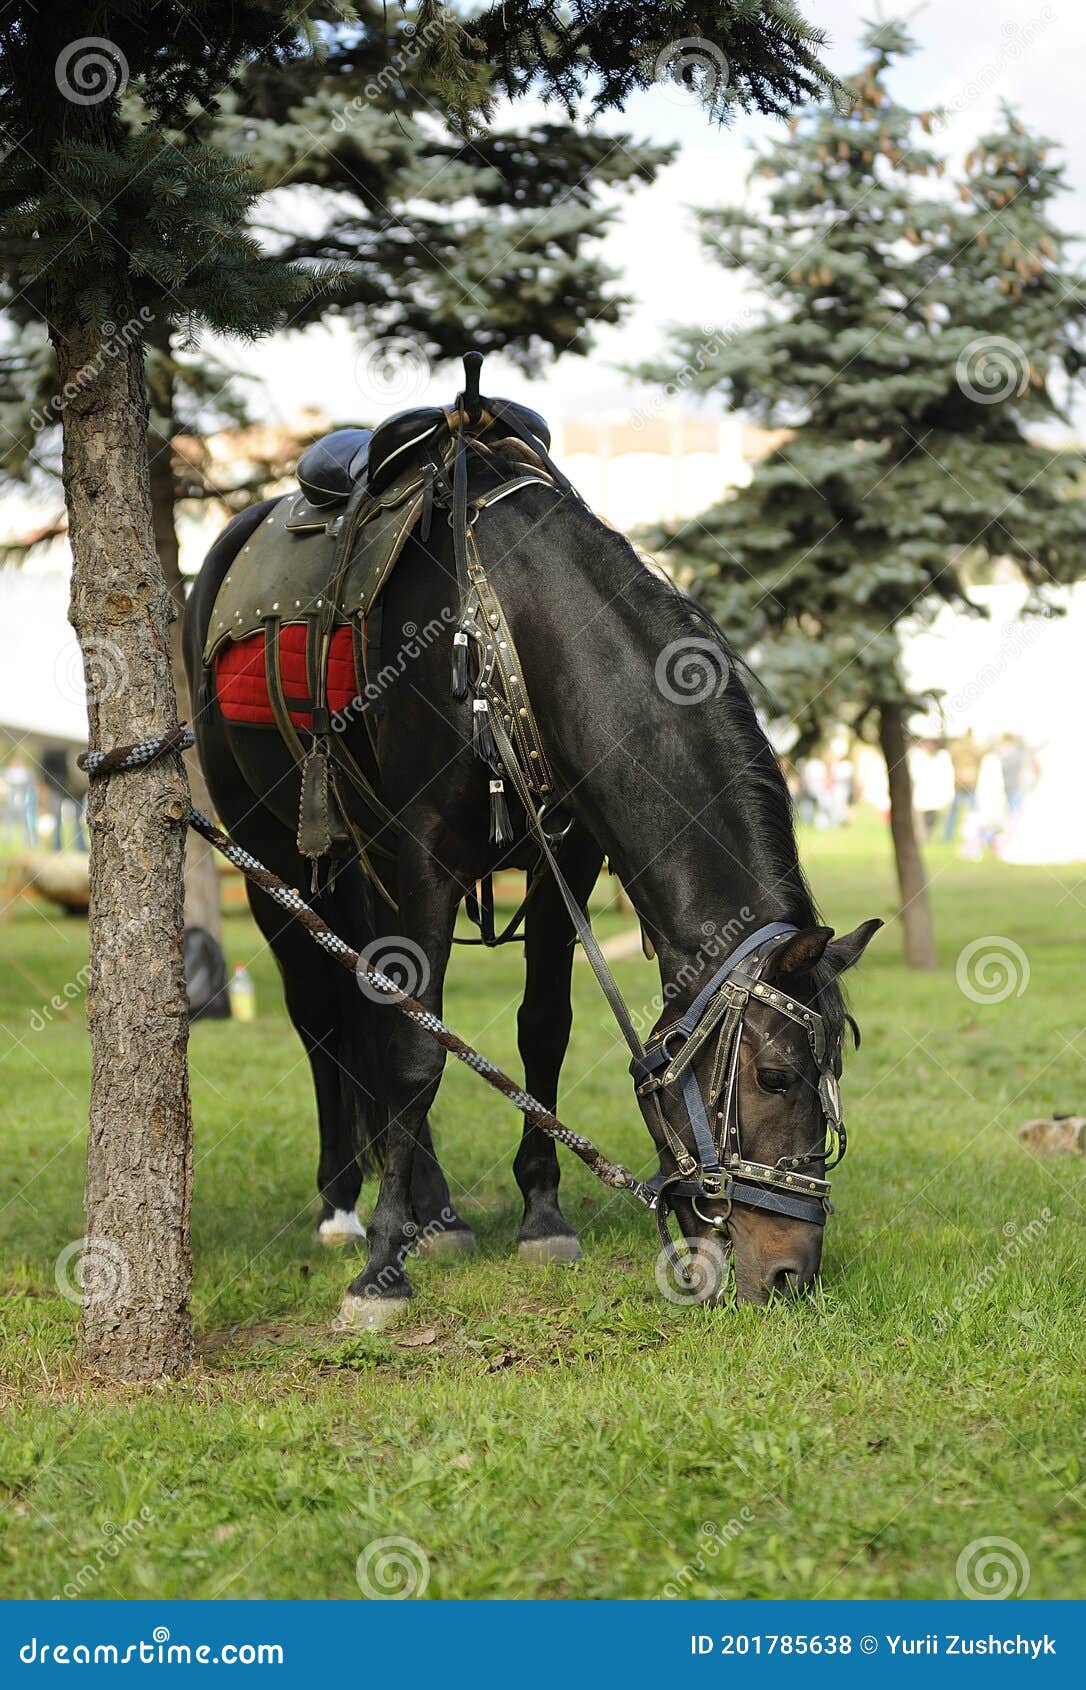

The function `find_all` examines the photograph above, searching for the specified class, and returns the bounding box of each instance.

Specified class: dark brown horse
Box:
[184,389,879,1323]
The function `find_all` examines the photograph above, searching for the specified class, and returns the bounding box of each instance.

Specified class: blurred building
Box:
[552,413,788,529]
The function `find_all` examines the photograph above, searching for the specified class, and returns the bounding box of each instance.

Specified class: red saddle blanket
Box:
[214,623,359,730]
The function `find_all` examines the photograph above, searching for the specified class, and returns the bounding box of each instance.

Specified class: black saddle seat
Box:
[366,397,552,494]
[296,427,373,508]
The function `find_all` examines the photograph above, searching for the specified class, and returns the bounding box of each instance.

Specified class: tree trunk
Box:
[877,701,937,971]
[50,311,194,1379]
[148,426,223,944]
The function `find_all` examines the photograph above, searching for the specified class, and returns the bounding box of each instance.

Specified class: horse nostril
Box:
[766,1261,805,1298]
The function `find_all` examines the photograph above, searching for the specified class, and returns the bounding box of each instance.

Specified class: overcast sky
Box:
[220,2,1086,429]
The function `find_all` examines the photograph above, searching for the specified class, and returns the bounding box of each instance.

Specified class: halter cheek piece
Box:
[628,923,846,1256]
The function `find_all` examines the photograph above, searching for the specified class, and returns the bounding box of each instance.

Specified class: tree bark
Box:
[148,426,223,943]
[50,310,194,1379]
[877,701,937,971]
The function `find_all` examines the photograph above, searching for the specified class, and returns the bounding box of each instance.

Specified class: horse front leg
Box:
[339,850,460,1329]
[515,827,604,1263]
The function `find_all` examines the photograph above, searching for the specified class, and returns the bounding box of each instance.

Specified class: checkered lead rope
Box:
[78,725,654,1208]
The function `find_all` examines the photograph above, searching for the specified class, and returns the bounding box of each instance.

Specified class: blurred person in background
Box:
[998,732,1036,818]
[1,752,37,848]
[943,729,982,843]
[961,746,1008,859]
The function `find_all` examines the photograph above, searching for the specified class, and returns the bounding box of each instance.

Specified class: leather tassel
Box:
[472,696,498,765]
[451,628,470,699]
[489,777,513,846]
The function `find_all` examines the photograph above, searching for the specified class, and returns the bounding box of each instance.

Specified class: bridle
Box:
[627,922,846,1267]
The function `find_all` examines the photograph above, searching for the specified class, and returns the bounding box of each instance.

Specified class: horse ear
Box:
[824,918,883,978]
[767,926,834,977]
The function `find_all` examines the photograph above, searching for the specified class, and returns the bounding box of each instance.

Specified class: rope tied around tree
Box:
[77,725,655,1210]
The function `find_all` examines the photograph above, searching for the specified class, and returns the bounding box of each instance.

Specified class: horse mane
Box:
[615,515,857,1061]
[484,438,854,1062]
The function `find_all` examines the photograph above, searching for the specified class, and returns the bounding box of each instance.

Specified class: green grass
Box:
[1,817,1084,1601]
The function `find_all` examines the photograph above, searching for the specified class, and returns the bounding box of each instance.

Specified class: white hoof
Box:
[318,1209,366,1247]
[335,1293,411,1331]
[518,1235,583,1264]
[415,1228,476,1258]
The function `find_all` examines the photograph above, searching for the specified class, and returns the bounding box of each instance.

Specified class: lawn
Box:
[1,817,1084,1601]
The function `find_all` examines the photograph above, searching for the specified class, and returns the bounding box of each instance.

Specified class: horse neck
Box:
[494,499,814,964]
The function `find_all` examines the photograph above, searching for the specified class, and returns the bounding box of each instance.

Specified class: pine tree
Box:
[2,9,672,986]
[641,20,1086,969]
[0,0,833,1379]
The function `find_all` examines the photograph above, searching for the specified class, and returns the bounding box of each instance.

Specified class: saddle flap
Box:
[203,498,342,663]
[203,462,435,667]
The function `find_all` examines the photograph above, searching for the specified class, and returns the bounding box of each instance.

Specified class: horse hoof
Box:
[318,1210,366,1247]
[335,1293,410,1331]
[415,1228,476,1259]
[518,1236,583,1264]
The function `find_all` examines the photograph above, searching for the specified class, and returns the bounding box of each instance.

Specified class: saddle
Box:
[202,354,560,903]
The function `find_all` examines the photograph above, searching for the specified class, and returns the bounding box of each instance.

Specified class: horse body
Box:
[184,413,878,1319]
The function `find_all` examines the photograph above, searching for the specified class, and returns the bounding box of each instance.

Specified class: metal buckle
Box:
[692,1187,732,1229]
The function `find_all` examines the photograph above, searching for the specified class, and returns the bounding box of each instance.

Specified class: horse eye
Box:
[756,1067,793,1094]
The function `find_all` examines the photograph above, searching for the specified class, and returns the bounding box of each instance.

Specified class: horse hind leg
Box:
[339,843,461,1329]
